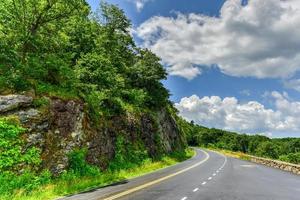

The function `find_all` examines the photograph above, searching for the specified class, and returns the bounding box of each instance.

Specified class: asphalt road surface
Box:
[62,149,300,200]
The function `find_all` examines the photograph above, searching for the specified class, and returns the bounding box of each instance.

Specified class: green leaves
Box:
[255,141,280,159]
[67,149,100,176]
[0,118,41,172]
[101,2,132,34]
[108,135,148,171]
[0,118,44,196]
[0,0,170,113]
[279,153,300,164]
[0,0,89,87]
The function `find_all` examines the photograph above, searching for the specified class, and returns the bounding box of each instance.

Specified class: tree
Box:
[248,135,269,154]
[255,141,279,159]
[0,0,89,91]
[129,49,169,108]
[1,0,88,59]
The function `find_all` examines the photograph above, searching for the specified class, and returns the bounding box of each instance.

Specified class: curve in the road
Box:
[103,149,210,200]
[61,149,300,200]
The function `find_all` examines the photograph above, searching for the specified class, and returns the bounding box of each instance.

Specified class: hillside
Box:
[0,1,188,199]
[178,118,300,164]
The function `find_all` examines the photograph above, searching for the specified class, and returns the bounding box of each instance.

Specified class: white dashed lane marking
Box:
[180,150,228,200]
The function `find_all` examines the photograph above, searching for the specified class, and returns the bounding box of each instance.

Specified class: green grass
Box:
[206,147,251,161]
[35,83,79,100]
[4,149,194,200]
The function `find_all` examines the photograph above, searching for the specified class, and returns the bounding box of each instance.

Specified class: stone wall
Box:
[249,156,300,175]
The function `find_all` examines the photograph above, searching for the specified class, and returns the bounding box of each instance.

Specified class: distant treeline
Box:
[177,118,300,164]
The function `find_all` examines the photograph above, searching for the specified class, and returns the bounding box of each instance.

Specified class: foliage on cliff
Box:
[0,118,41,172]
[0,117,191,199]
[180,119,300,164]
[0,0,169,115]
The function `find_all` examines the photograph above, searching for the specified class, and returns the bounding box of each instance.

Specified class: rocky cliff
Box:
[0,94,186,175]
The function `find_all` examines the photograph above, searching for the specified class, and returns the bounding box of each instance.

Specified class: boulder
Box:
[0,95,33,113]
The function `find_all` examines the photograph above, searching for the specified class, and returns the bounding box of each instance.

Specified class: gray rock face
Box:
[0,94,186,176]
[0,95,85,175]
[157,109,184,153]
[16,109,40,123]
[41,98,86,175]
[0,95,33,113]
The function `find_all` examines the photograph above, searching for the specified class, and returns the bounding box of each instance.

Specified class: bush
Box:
[32,96,50,108]
[0,118,41,172]
[109,135,148,171]
[279,153,300,164]
[0,118,46,196]
[0,170,51,197]
[255,141,279,159]
[68,149,100,177]
[168,149,194,162]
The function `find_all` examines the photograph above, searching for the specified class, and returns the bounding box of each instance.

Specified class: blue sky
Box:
[87,0,300,138]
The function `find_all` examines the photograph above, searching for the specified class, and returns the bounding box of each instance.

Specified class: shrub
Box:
[279,153,300,164]
[68,149,100,176]
[0,118,46,196]
[0,170,51,196]
[0,118,41,172]
[168,149,194,162]
[255,141,279,159]
[109,135,148,171]
[32,97,50,108]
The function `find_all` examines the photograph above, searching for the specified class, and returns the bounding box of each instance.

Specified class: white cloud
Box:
[129,0,151,12]
[283,78,300,92]
[175,92,300,136]
[136,0,300,79]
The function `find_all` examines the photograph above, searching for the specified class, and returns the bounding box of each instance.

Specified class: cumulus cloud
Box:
[175,92,300,136]
[129,0,151,12]
[136,0,300,79]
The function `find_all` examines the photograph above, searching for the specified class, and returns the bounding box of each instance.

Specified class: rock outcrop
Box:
[0,95,33,113]
[0,94,186,175]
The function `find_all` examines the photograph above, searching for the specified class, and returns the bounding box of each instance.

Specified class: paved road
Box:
[62,149,300,200]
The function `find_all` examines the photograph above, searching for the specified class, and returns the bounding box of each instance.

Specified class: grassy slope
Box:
[8,149,195,200]
[206,148,252,161]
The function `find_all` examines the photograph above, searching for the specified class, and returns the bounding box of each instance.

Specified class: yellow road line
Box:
[102,149,210,200]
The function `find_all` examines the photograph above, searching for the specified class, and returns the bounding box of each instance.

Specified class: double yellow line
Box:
[103,149,210,200]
